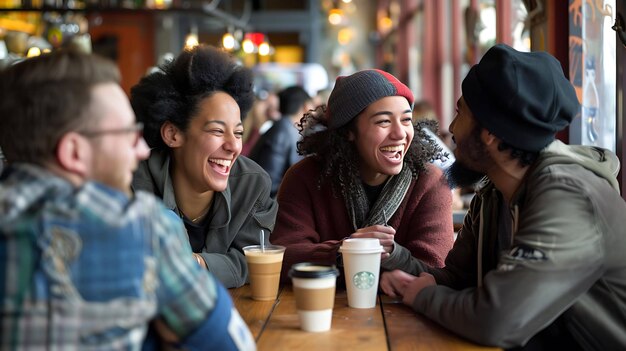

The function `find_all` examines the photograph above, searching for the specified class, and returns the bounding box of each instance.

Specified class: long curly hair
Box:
[297,105,447,198]
[130,45,254,149]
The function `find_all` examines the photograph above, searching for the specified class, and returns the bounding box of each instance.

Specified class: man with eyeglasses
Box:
[0,50,255,350]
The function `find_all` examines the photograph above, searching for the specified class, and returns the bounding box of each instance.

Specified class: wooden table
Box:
[229,285,500,351]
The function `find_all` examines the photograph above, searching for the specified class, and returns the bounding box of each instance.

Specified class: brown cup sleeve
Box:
[293,286,336,311]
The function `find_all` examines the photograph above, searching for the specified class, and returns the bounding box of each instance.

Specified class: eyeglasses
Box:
[80,122,144,146]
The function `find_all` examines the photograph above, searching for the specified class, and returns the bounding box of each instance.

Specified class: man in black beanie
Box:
[380,44,626,350]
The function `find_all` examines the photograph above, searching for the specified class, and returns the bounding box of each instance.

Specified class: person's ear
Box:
[161,121,183,148]
[56,132,91,176]
[480,128,498,146]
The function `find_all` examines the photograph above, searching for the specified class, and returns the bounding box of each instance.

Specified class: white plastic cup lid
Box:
[338,238,383,253]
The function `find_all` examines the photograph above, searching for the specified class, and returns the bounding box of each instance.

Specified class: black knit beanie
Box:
[462,44,580,152]
[326,69,414,129]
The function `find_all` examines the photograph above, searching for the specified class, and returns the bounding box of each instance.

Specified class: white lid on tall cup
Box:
[338,238,384,254]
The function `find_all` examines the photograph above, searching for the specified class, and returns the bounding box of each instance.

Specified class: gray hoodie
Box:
[407,140,626,350]
[132,149,278,288]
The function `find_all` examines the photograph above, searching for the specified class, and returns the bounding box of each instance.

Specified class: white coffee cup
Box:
[289,263,339,332]
[338,238,383,309]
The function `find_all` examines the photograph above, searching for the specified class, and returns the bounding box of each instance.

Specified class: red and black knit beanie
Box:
[326,69,414,129]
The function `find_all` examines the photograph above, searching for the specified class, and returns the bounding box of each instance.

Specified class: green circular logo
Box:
[352,271,375,290]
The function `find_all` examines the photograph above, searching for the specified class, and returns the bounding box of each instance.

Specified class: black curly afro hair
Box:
[130,45,254,149]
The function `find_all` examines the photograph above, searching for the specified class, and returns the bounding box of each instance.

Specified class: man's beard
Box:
[445,161,485,189]
[444,125,489,189]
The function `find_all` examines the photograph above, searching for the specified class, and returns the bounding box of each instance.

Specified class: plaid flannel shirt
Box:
[0,164,254,350]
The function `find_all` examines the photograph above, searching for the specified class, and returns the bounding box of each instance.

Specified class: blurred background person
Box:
[249,85,314,198]
[311,87,331,109]
[131,45,278,289]
[271,69,454,283]
[241,89,280,156]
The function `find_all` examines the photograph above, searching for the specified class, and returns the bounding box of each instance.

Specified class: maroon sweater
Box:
[272,157,454,282]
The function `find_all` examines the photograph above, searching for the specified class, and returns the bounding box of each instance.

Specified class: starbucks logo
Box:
[352,271,375,290]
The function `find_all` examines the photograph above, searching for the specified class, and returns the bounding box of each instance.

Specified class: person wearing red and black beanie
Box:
[271,69,455,285]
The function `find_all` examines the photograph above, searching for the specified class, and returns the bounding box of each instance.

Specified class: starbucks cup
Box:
[338,238,384,308]
[289,263,339,332]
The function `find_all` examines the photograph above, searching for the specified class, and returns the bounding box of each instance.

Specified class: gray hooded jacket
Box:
[132,149,278,288]
[406,140,626,350]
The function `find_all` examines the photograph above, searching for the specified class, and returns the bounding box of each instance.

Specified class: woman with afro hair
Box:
[271,69,454,283]
[131,45,278,288]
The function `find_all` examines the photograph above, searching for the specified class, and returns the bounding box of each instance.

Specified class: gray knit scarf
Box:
[345,165,413,230]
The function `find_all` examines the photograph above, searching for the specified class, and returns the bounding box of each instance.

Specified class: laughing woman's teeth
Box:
[209,159,232,167]
[380,145,404,152]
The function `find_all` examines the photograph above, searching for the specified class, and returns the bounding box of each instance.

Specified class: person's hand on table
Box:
[380,270,436,306]
[350,224,395,259]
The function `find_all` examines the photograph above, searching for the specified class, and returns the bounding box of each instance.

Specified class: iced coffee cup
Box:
[243,245,286,301]
[289,263,339,332]
[338,238,384,308]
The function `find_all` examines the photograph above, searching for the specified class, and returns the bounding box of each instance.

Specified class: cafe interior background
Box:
[0,0,624,200]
